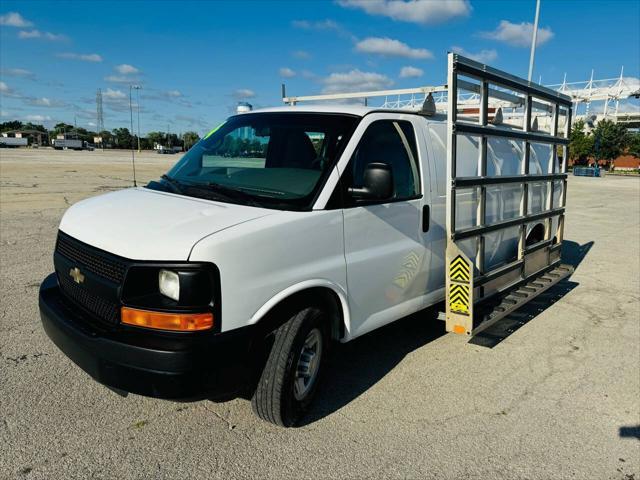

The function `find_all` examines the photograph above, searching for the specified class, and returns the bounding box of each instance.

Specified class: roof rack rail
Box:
[281,85,447,106]
[282,54,572,116]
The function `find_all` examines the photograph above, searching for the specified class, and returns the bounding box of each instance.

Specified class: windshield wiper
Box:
[160,174,185,194]
[177,181,262,208]
[204,182,264,207]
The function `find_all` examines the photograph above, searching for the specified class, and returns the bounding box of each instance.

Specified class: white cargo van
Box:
[39,55,573,426]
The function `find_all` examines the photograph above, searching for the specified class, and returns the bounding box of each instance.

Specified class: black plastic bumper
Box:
[39,273,252,400]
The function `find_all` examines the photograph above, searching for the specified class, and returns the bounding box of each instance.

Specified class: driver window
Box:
[347,119,420,202]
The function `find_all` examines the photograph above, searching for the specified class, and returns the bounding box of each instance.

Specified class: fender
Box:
[249,279,352,339]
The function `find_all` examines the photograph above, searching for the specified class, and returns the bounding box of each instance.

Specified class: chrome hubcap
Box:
[293,328,322,401]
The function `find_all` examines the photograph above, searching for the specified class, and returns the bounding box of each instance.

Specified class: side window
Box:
[344,120,420,204]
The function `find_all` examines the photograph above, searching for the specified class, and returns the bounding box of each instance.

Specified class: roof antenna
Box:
[420,92,436,116]
[129,85,138,187]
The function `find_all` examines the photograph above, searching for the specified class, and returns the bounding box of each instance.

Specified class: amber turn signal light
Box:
[121,307,213,331]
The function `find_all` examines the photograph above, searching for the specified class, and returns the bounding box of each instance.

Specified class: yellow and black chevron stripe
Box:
[450,255,470,283]
[449,283,470,315]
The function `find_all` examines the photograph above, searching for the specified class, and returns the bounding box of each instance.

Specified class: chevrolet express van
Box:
[39,54,571,426]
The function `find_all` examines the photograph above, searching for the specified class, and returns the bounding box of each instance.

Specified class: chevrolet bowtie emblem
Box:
[69,267,85,284]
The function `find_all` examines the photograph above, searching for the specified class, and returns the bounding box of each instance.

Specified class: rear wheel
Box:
[251,306,328,427]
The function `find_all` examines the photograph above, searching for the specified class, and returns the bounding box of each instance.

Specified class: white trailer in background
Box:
[0,136,29,147]
[53,139,93,151]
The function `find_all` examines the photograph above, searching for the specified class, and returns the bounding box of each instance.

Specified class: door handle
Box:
[422,205,430,233]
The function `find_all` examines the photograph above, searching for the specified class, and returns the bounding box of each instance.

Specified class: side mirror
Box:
[348,162,393,200]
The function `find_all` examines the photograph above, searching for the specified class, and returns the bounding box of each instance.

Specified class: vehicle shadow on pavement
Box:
[619,425,640,440]
[300,306,446,426]
[301,240,594,425]
[469,239,593,348]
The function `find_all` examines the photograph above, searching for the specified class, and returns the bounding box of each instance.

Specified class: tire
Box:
[251,306,328,427]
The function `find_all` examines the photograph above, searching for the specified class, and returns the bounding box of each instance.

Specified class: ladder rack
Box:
[444,53,573,336]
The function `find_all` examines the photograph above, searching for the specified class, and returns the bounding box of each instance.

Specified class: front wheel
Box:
[251,306,328,427]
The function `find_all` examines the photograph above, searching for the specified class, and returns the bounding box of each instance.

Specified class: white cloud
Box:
[356,37,433,59]
[1,68,34,78]
[18,30,66,41]
[57,52,103,62]
[279,67,296,78]
[481,20,554,47]
[103,88,126,100]
[176,115,209,129]
[451,46,498,63]
[0,12,33,27]
[301,70,318,80]
[233,89,256,99]
[292,19,339,30]
[115,64,140,75]
[338,0,471,25]
[165,90,182,98]
[24,114,52,122]
[399,66,423,78]
[0,109,10,117]
[292,50,311,60]
[23,97,66,108]
[0,81,9,93]
[104,75,132,83]
[323,69,393,93]
[26,97,51,107]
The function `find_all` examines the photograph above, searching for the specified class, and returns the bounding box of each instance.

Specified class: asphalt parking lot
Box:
[1,148,638,480]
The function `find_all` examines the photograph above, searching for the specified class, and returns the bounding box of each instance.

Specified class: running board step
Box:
[471,264,574,336]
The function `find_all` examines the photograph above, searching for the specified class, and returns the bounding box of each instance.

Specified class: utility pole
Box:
[528,0,541,82]
[135,86,141,152]
[129,85,138,187]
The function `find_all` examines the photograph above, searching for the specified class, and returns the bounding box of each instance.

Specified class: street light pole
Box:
[528,0,541,82]
[135,86,142,152]
[129,85,137,187]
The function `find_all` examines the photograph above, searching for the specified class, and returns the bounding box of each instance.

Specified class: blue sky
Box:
[1,0,638,135]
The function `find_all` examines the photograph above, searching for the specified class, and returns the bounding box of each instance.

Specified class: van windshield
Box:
[162,113,359,210]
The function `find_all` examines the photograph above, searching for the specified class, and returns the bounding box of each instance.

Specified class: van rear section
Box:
[284,52,574,337]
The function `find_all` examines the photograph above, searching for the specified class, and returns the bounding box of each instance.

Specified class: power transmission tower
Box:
[96,88,104,132]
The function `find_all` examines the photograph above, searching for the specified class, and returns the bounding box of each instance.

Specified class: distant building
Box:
[236,102,253,140]
[0,129,49,146]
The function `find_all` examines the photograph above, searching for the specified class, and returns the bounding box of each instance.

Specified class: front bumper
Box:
[39,273,252,400]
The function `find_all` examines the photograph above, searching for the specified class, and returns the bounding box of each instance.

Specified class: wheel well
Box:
[254,287,345,342]
[526,223,545,246]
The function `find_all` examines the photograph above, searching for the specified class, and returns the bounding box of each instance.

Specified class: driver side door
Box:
[339,116,430,339]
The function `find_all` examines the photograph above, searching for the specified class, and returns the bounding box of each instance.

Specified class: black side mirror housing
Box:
[348,162,393,200]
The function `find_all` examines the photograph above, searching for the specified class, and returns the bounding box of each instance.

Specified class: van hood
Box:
[59,188,273,260]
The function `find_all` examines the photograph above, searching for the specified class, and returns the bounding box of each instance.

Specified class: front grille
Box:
[58,272,119,325]
[56,232,127,284]
[55,231,127,326]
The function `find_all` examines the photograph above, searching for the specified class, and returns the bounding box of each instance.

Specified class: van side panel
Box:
[188,210,348,335]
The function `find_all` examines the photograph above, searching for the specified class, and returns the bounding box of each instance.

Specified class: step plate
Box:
[471,264,574,337]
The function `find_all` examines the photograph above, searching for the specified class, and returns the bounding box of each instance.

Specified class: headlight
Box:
[122,263,218,313]
[159,269,180,301]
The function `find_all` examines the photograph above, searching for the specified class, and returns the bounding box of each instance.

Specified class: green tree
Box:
[52,123,74,137]
[147,131,165,148]
[183,131,200,150]
[22,122,47,133]
[0,120,23,132]
[112,127,133,149]
[627,132,640,159]
[568,120,594,164]
[97,130,113,147]
[591,119,629,162]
